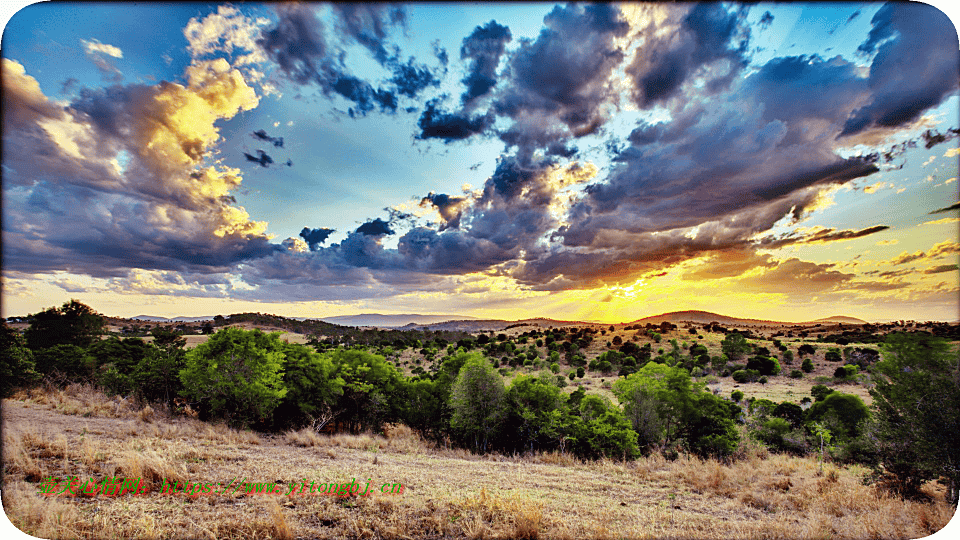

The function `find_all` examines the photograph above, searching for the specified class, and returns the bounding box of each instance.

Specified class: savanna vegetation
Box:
[3,300,958,538]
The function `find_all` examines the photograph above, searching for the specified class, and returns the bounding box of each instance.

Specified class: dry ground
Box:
[3,386,956,540]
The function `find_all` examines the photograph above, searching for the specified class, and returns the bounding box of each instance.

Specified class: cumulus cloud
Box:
[1,57,274,278]
[840,3,959,137]
[255,3,441,118]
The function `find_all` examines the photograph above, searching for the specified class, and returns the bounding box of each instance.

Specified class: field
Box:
[3,385,956,540]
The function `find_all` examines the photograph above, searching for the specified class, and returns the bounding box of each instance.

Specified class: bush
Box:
[789,369,803,379]
[801,358,814,373]
[746,356,781,376]
[825,348,842,362]
[731,390,744,402]
[811,384,834,401]
[732,369,760,383]
[833,364,858,379]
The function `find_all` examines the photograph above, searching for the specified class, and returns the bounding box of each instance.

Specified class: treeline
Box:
[2,300,958,505]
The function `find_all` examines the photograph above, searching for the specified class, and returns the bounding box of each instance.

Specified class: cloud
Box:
[244,149,274,167]
[627,3,750,108]
[922,217,960,226]
[256,3,440,118]
[930,202,960,214]
[735,258,854,293]
[416,101,494,142]
[80,38,124,82]
[460,20,512,106]
[252,129,283,147]
[840,3,959,137]
[680,249,777,280]
[925,264,959,275]
[891,240,960,265]
[299,227,335,250]
[420,192,468,230]
[355,218,394,236]
[1,58,275,278]
[759,225,890,249]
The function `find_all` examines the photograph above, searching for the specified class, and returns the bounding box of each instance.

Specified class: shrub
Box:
[789,369,803,379]
[746,356,781,376]
[732,369,760,383]
[731,390,744,402]
[801,358,814,373]
[810,384,834,402]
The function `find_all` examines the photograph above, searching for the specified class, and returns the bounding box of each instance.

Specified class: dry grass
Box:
[3,395,956,540]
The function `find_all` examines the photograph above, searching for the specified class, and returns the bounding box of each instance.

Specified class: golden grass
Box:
[3,395,956,540]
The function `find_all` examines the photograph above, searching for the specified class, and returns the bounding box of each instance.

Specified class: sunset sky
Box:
[2,2,959,323]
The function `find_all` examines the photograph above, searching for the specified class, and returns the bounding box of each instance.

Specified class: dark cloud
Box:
[925,264,959,275]
[252,129,284,148]
[628,3,750,108]
[492,3,630,159]
[355,217,394,236]
[333,75,397,116]
[841,3,959,137]
[420,192,467,230]
[416,100,494,142]
[299,227,335,250]
[257,4,440,117]
[330,4,406,66]
[758,225,891,249]
[390,57,441,98]
[459,20,512,105]
[930,202,960,214]
[759,11,774,30]
[244,149,274,168]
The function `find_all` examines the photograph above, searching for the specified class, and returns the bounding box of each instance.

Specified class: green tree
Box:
[272,342,343,430]
[24,300,105,350]
[503,373,564,453]
[721,333,750,362]
[449,354,505,452]
[801,357,815,373]
[806,392,869,442]
[0,323,40,397]
[330,348,404,433]
[871,333,960,503]
[180,328,287,427]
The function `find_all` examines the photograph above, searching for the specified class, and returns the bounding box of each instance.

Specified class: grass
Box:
[4,388,956,540]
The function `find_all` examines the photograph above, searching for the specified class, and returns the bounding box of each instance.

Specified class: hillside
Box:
[629,310,868,327]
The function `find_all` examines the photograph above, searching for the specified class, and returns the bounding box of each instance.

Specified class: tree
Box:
[801,357,815,373]
[449,354,505,452]
[0,323,40,397]
[870,333,960,503]
[272,342,343,430]
[180,327,287,427]
[721,333,750,361]
[503,373,564,453]
[24,300,105,350]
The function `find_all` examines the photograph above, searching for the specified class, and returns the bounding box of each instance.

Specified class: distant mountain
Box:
[319,313,480,328]
[628,310,868,326]
[402,317,586,332]
[811,315,869,324]
[130,315,213,322]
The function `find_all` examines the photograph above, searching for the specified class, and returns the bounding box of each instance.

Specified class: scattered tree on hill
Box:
[721,332,750,361]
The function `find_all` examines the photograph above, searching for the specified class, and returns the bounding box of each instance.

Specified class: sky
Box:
[1,1,959,324]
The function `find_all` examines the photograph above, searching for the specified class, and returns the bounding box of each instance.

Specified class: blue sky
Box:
[2,2,958,323]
